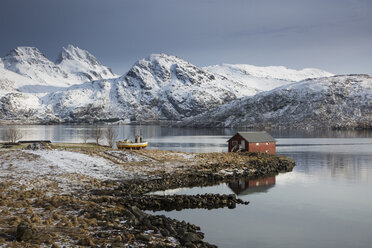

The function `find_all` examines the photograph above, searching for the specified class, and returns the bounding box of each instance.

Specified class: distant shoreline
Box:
[0,119,371,130]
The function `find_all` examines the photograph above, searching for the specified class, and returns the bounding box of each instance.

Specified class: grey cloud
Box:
[0,0,371,75]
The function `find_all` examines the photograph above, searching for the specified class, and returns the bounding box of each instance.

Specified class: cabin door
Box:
[241,140,245,150]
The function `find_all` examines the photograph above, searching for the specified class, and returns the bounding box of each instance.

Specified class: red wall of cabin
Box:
[248,142,276,154]
[228,134,276,154]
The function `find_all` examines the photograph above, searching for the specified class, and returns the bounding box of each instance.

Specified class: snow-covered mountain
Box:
[56,45,117,82]
[205,64,333,91]
[41,54,261,122]
[2,52,332,123]
[1,46,74,89]
[181,75,372,129]
[3,46,367,129]
[0,45,117,93]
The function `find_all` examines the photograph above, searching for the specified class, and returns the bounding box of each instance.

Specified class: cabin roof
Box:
[228,131,276,143]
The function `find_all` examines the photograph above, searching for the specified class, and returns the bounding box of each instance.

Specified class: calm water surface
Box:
[1,125,372,248]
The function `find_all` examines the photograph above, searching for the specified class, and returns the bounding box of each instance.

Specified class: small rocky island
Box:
[0,143,295,247]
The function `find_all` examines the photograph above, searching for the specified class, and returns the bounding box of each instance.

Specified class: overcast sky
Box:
[0,0,371,75]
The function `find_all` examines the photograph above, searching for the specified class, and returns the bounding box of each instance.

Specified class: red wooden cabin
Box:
[227,131,276,154]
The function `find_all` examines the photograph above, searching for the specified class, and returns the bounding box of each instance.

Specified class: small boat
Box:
[116,135,148,149]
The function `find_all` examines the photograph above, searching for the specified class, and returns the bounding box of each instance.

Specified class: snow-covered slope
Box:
[56,45,117,81]
[0,59,41,93]
[205,64,333,91]
[0,92,53,121]
[181,75,372,129]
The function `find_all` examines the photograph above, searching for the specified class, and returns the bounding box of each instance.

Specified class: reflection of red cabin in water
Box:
[227,131,276,154]
[228,176,276,195]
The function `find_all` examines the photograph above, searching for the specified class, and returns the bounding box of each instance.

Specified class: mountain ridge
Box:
[204,63,334,91]
[180,74,372,129]
[1,45,368,129]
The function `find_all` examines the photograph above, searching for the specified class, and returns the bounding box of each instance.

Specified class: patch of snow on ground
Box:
[0,150,138,186]
[177,153,196,160]
[105,150,151,162]
[26,150,134,180]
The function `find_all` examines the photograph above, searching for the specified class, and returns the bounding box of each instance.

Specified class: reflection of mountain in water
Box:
[228,176,276,195]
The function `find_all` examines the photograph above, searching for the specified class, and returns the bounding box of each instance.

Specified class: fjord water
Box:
[151,130,372,248]
[1,125,372,247]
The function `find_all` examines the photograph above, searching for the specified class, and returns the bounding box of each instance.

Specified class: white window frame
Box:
[256,142,259,146]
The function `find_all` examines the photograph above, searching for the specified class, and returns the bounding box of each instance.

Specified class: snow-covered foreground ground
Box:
[1,150,131,181]
[0,150,132,192]
[0,149,195,193]
[0,148,197,247]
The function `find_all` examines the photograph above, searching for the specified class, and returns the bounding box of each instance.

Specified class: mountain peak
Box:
[147,53,179,60]
[1,46,74,87]
[4,46,48,62]
[0,45,116,88]
[130,53,200,78]
[2,46,61,70]
[56,44,99,66]
[56,45,117,80]
[7,46,41,55]
[145,53,191,65]
[126,53,210,86]
[131,53,190,66]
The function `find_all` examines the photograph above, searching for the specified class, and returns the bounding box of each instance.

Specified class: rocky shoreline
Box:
[89,151,296,247]
[0,147,295,247]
